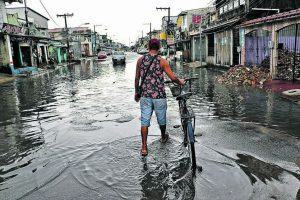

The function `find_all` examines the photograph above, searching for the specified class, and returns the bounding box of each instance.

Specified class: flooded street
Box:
[0,53,299,200]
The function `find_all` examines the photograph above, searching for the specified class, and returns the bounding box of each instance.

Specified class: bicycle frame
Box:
[165,77,198,170]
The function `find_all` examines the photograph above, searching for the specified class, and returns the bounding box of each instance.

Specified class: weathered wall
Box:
[0,34,10,66]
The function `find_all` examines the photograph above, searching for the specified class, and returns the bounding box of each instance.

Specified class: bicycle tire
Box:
[187,122,196,169]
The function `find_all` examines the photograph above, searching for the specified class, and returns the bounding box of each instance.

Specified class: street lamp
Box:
[93,24,102,54]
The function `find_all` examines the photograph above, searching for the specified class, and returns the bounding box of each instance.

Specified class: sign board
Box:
[2,23,24,35]
[192,15,202,24]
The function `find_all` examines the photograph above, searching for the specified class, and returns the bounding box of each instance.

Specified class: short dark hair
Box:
[148,39,160,51]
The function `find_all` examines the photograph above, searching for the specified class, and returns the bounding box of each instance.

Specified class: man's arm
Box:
[160,58,184,85]
[135,57,142,93]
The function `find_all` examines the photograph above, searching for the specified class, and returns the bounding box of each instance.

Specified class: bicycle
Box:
[165,77,200,171]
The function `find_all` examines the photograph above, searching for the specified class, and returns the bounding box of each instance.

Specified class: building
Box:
[49,27,92,59]
[0,1,51,75]
[240,8,300,81]
[175,8,213,62]
[203,0,300,67]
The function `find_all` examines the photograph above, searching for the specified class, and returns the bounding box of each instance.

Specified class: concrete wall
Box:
[0,0,7,25]
[6,8,48,29]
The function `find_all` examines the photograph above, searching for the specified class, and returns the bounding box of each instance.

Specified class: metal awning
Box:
[202,18,240,33]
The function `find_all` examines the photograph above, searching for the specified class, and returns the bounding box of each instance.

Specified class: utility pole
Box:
[24,0,29,34]
[144,22,152,39]
[156,7,171,56]
[93,25,102,55]
[156,7,170,32]
[149,22,152,39]
[57,13,74,62]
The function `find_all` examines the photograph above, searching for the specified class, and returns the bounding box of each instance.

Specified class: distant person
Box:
[134,38,184,156]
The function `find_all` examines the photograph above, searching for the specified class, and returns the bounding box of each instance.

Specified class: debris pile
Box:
[276,49,300,80]
[216,66,271,86]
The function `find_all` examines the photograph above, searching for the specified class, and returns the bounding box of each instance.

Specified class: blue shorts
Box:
[140,97,167,127]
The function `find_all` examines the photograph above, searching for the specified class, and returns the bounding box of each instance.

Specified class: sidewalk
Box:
[185,61,207,68]
[0,73,15,85]
[264,80,300,103]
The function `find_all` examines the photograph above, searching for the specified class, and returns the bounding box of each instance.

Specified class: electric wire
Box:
[39,0,60,27]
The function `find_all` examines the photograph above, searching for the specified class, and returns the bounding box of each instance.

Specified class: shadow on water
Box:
[236,153,300,185]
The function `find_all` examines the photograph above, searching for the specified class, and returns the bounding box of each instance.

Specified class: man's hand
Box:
[178,78,185,85]
[134,93,140,102]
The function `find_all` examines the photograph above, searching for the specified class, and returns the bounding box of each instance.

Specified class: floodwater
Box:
[0,53,299,200]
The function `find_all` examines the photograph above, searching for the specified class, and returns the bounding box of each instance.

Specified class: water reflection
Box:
[170,65,300,137]
[0,54,299,199]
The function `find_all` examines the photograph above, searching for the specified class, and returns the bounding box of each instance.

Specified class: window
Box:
[234,0,239,8]
[224,4,228,12]
[228,2,233,10]
[219,7,224,14]
[240,0,245,5]
[207,34,214,56]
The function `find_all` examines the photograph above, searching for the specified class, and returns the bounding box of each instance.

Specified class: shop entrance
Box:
[20,46,32,66]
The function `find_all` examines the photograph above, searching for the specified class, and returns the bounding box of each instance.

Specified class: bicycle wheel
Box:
[187,122,196,169]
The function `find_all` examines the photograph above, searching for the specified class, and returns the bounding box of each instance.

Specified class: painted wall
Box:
[0,34,10,67]
[6,8,48,29]
[215,30,232,66]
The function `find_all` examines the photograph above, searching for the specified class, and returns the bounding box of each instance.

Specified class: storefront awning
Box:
[202,18,240,33]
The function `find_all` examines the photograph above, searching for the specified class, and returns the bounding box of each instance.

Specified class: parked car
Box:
[98,51,107,60]
[112,51,126,65]
[106,49,112,56]
[137,48,148,55]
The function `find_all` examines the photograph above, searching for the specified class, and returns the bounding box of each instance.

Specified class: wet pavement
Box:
[0,53,299,200]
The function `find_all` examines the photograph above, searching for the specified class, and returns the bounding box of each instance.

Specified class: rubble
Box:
[276,49,300,81]
[216,65,271,86]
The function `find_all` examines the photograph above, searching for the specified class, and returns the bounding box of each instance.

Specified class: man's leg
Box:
[140,98,153,156]
[141,126,148,155]
[153,99,168,143]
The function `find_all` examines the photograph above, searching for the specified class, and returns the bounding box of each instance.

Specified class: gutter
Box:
[251,8,280,13]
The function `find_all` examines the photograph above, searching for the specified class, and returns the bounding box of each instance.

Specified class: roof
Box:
[6,7,49,20]
[241,8,300,27]
[178,7,215,16]
[203,18,240,33]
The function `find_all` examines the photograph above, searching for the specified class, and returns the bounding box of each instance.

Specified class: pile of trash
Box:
[276,49,300,80]
[216,66,271,86]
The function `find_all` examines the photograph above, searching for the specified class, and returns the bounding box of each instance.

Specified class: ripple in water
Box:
[69,137,195,200]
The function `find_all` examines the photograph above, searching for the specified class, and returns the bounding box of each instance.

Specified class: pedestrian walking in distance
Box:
[134,38,184,156]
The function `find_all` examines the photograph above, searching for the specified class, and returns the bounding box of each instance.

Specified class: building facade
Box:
[240,8,300,81]
[0,3,51,75]
[203,0,300,67]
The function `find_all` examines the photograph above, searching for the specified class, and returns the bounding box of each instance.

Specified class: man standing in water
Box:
[134,39,184,156]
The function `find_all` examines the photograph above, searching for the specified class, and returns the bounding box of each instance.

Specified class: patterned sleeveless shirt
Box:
[140,54,166,99]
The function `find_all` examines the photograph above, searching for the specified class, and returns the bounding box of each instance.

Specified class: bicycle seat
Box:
[176,92,193,100]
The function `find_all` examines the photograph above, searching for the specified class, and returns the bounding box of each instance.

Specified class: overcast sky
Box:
[8,0,212,45]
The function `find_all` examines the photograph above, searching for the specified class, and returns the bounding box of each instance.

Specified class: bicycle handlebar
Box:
[164,77,198,84]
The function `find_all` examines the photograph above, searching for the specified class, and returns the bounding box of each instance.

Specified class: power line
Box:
[39,0,60,27]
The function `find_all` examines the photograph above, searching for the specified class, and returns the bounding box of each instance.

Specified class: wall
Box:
[0,34,10,67]
[6,8,48,29]
[215,29,232,66]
